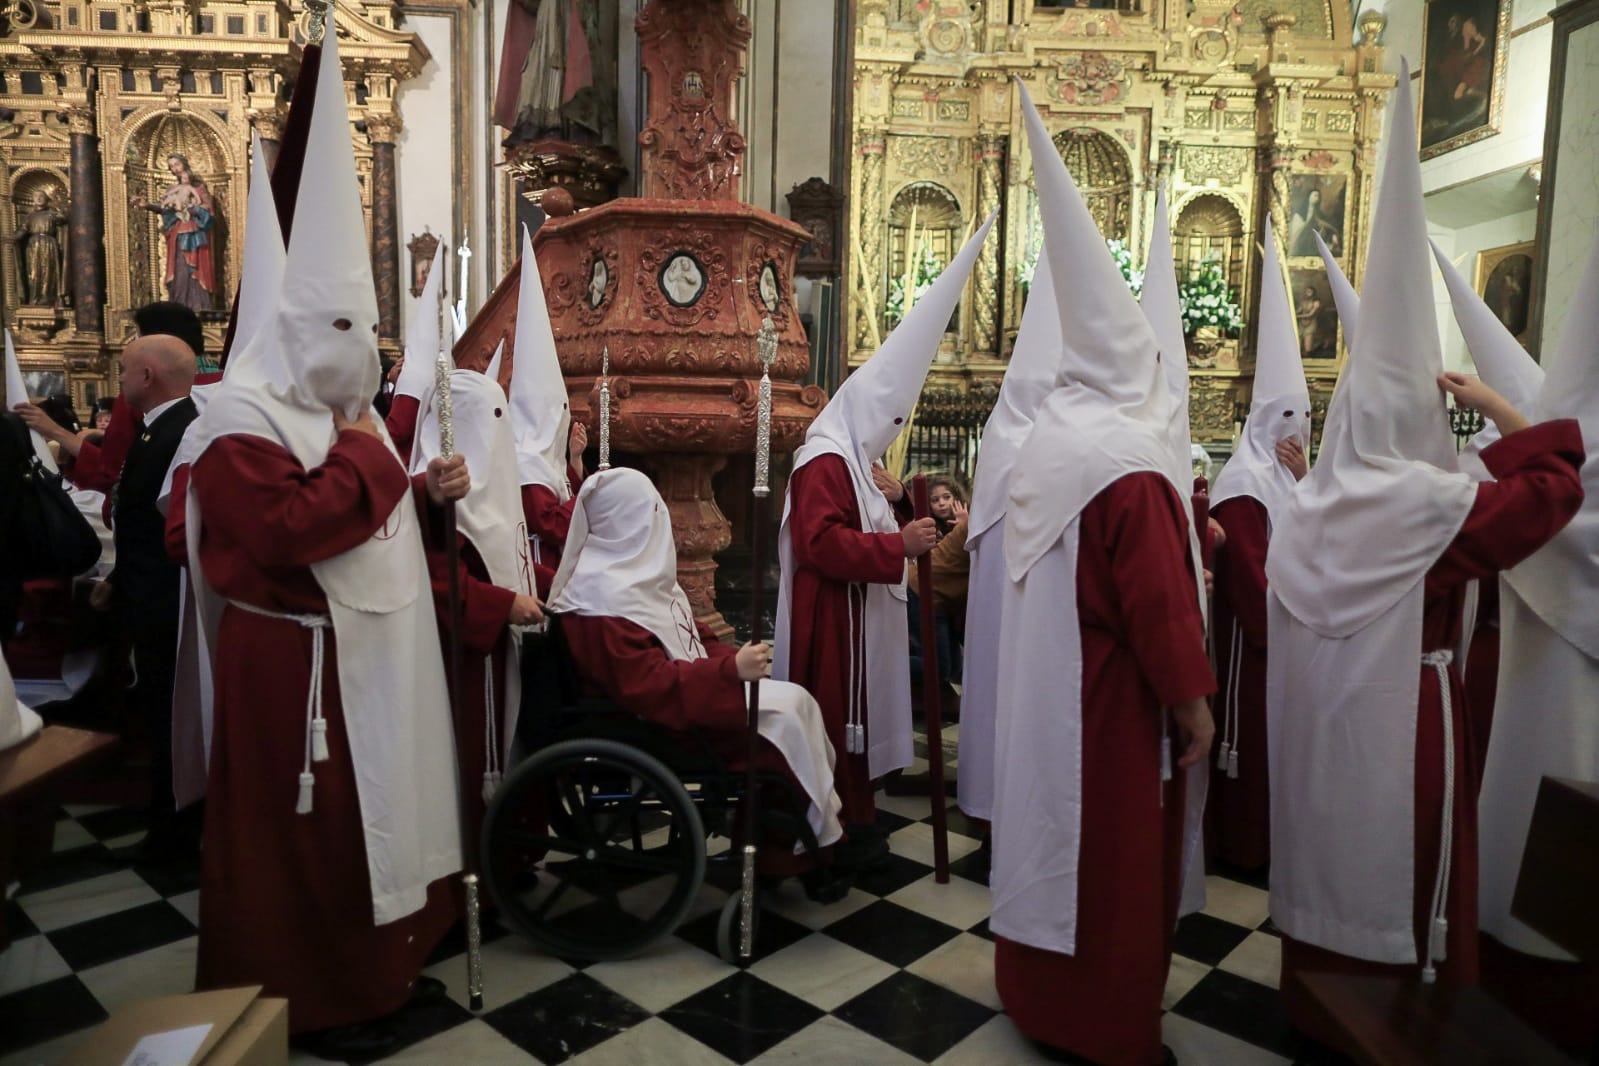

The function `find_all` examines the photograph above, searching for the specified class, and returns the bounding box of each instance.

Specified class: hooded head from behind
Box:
[509,224,574,497]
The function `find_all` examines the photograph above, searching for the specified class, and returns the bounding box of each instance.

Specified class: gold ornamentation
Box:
[1183,145,1250,184]
[890,135,959,178]
[365,113,402,145]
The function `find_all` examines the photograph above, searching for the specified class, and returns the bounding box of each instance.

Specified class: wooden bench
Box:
[0,724,119,949]
[1291,775,1598,1065]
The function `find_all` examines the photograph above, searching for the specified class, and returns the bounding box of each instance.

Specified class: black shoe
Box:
[292,1019,402,1063]
[412,975,447,1001]
[110,828,197,867]
[798,867,853,904]
[834,829,890,873]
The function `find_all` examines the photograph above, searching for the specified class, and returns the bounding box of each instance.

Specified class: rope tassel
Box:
[296,772,315,815]
[311,719,329,763]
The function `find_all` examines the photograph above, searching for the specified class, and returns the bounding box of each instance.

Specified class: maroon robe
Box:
[783,454,915,829]
[521,466,583,598]
[383,393,420,463]
[994,472,1216,1066]
[414,485,516,863]
[1209,495,1271,871]
[1280,421,1586,1048]
[189,431,456,1034]
[562,613,818,876]
[1463,576,1499,776]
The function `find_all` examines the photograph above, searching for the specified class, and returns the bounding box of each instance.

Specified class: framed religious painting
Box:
[1475,239,1535,348]
[1288,267,1339,362]
[1419,0,1512,160]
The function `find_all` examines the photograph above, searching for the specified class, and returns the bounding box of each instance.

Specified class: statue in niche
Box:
[130,153,218,313]
[6,187,69,306]
[495,0,617,147]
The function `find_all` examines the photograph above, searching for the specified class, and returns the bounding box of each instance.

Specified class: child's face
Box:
[930,486,956,520]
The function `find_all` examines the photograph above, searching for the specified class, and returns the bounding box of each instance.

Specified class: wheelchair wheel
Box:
[482,738,706,962]
[715,883,761,967]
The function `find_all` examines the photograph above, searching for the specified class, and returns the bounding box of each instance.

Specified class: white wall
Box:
[1431,208,1539,371]
[1539,15,1599,359]
[395,12,457,347]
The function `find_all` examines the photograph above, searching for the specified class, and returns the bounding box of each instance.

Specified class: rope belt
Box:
[1217,617,1244,780]
[1420,648,1456,984]
[227,599,332,815]
[483,654,501,802]
[845,584,866,754]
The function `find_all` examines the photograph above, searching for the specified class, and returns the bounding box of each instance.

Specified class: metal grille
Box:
[902,384,999,483]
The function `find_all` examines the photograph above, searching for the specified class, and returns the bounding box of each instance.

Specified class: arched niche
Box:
[886,181,961,328]
[1174,192,1246,296]
[123,111,234,315]
[1054,128,1133,242]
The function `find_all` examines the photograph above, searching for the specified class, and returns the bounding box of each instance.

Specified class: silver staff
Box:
[597,345,611,472]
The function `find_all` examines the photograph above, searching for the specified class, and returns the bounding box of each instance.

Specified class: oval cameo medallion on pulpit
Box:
[587,257,609,309]
[660,253,706,307]
[758,261,780,313]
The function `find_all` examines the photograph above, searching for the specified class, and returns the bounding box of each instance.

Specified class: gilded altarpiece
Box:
[0,1,425,412]
[849,0,1394,447]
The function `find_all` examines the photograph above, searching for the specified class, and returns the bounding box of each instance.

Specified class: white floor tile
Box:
[100,831,147,851]
[50,820,95,854]
[1201,875,1271,929]
[932,1015,1059,1065]
[166,889,200,926]
[887,873,992,932]
[0,935,71,997]
[874,792,934,823]
[76,937,198,1014]
[381,1018,543,1064]
[751,1015,921,1065]
[15,870,161,933]
[886,822,981,868]
[760,882,876,931]
[570,1017,735,1066]
[905,933,1000,1010]
[586,935,735,1013]
[1216,930,1282,990]
[1163,953,1212,1010]
[60,805,116,819]
[423,937,574,1014]
[749,933,897,1011]
[1161,1012,1292,1065]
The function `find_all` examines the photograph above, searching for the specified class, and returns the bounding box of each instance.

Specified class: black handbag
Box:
[2,412,102,580]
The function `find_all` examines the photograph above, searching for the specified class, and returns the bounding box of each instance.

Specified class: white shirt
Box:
[140,395,188,429]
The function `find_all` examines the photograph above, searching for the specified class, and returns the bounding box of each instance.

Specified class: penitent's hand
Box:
[427,454,471,504]
[1207,516,1227,550]
[1438,372,1530,436]
[736,641,771,682]
[1275,436,1309,481]
[901,517,938,558]
[871,462,905,503]
[508,594,544,626]
[1170,697,1215,770]
[333,407,383,439]
[12,403,71,446]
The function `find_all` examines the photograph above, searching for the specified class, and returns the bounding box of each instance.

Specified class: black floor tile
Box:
[870,807,916,836]
[822,899,961,968]
[1259,915,1283,938]
[3,897,38,939]
[675,899,812,962]
[342,989,474,1065]
[947,844,991,887]
[0,975,108,1055]
[46,900,196,971]
[483,972,650,1064]
[968,917,995,941]
[15,844,122,895]
[1173,911,1254,966]
[74,807,151,843]
[1211,858,1270,892]
[834,970,996,1061]
[658,971,824,1064]
[133,854,202,899]
[1170,968,1297,1057]
[852,851,934,898]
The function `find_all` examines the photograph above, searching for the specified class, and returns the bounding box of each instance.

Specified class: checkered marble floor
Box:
[1,728,1325,1065]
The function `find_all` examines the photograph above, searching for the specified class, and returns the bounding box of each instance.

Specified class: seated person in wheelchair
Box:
[547,468,848,893]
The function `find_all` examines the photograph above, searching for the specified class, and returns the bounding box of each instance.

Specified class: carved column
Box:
[854,127,888,352]
[972,131,1006,357]
[250,109,286,171]
[65,105,105,335]
[365,114,403,341]
[643,453,733,638]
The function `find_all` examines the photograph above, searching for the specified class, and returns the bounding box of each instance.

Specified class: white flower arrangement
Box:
[1178,256,1243,336]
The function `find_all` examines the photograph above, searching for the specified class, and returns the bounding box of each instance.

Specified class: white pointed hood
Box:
[1266,60,1475,638]
[510,225,573,498]
[395,241,447,403]
[1143,188,1198,494]
[1432,240,1545,481]
[1316,232,1360,343]
[485,339,505,385]
[1501,226,1599,660]
[5,329,56,470]
[233,132,287,364]
[966,254,1060,543]
[1004,82,1175,582]
[1212,216,1312,517]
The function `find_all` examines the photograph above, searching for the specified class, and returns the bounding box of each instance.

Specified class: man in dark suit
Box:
[100,328,198,860]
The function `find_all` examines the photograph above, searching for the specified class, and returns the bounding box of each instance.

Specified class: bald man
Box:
[104,332,200,862]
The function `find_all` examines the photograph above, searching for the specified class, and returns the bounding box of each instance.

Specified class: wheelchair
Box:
[479,616,824,964]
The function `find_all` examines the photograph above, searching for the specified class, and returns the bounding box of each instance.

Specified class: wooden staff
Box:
[911,474,950,883]
[738,318,779,958]
[435,337,485,1012]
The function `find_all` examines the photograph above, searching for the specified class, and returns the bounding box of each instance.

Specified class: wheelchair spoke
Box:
[530,875,575,921]
[503,829,582,856]
[556,771,597,844]
[594,786,653,842]
[597,845,681,874]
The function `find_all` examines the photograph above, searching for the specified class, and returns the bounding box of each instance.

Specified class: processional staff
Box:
[597,346,611,472]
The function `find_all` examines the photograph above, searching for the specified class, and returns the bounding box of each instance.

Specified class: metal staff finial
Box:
[753,317,777,500]
[597,345,611,471]
[304,0,330,44]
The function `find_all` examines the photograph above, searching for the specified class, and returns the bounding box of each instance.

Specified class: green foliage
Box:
[1178,257,1243,336]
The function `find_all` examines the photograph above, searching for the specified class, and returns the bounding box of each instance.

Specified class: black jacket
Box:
[110,397,197,628]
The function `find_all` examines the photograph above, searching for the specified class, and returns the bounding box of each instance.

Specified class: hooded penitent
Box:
[1264,60,1476,970]
[1316,231,1360,344]
[164,131,287,809]
[508,225,574,500]
[1476,225,1599,958]
[5,329,55,471]
[771,211,995,779]
[409,352,536,798]
[1433,241,1546,481]
[183,28,461,925]
[550,468,843,849]
[990,82,1204,955]
[1211,215,1312,518]
[957,253,1060,824]
[392,239,448,404]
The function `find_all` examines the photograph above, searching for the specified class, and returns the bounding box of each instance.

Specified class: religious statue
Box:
[494,0,615,145]
[130,153,218,313]
[5,188,68,306]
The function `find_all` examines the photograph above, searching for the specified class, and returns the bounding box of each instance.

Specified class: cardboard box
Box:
[63,986,287,1066]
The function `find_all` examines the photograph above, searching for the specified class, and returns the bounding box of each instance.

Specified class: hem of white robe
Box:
[990,908,1077,957]
[1271,898,1417,965]
[1482,915,1580,962]
[371,852,463,926]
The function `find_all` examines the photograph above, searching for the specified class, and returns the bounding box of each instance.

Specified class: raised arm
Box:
[789,454,916,585]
